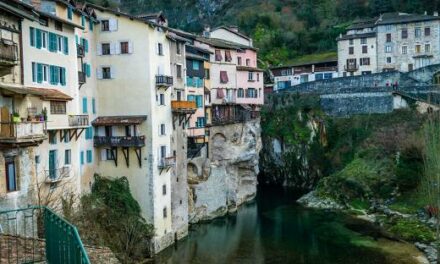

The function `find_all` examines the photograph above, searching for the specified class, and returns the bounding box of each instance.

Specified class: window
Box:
[402,45,408,54]
[425,43,431,53]
[102,43,110,55]
[360,38,367,44]
[386,57,392,63]
[5,159,17,192]
[159,93,165,105]
[205,69,210,79]
[360,57,370,66]
[163,207,167,218]
[425,27,431,36]
[49,131,57,144]
[160,124,166,135]
[215,49,222,61]
[257,73,260,81]
[65,149,71,165]
[105,126,112,137]
[176,43,181,55]
[39,16,49,26]
[64,130,70,143]
[246,88,257,98]
[82,97,88,114]
[248,72,254,81]
[41,31,47,49]
[324,73,333,79]
[193,60,199,70]
[362,45,368,54]
[162,184,166,195]
[246,59,250,66]
[237,57,242,65]
[415,27,422,38]
[401,29,408,39]
[349,47,354,55]
[105,149,114,160]
[67,6,73,20]
[349,39,353,45]
[220,71,228,83]
[386,25,392,31]
[386,33,392,42]
[50,101,66,114]
[225,50,232,62]
[300,75,309,83]
[81,38,89,53]
[195,95,203,108]
[281,69,292,76]
[101,20,110,31]
[102,67,111,79]
[92,98,96,114]
[277,81,290,90]
[120,41,129,54]
[176,65,182,78]
[315,73,323,80]
[160,146,167,159]
[415,44,422,53]
[55,21,62,31]
[196,117,205,128]
[237,88,244,98]
[87,150,92,163]
[157,43,163,55]
[385,46,392,53]
[85,127,93,139]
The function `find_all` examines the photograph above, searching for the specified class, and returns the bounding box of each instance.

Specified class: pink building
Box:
[235,49,264,105]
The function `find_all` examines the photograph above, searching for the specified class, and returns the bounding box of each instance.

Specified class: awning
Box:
[92,116,147,126]
[0,85,73,101]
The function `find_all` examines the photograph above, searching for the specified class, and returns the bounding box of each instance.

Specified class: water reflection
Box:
[156,187,405,264]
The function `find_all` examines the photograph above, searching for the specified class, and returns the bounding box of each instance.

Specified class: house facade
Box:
[338,12,440,76]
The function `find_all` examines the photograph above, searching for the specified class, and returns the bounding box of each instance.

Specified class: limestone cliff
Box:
[187,119,261,223]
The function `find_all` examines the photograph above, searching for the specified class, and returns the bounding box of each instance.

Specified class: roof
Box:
[0,0,37,21]
[167,27,197,40]
[92,116,147,126]
[347,18,377,30]
[337,32,376,41]
[196,37,256,51]
[377,12,440,25]
[236,66,264,72]
[211,26,251,40]
[186,44,213,54]
[36,9,84,29]
[86,3,157,28]
[186,52,209,61]
[0,85,73,101]
[167,32,190,43]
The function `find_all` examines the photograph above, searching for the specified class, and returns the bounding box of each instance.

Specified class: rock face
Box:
[188,119,261,223]
[297,191,344,210]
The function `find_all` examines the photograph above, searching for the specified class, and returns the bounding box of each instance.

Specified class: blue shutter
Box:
[49,65,55,84]
[60,67,66,86]
[89,19,94,31]
[84,39,89,53]
[37,63,43,83]
[35,29,42,49]
[86,64,91,77]
[75,35,79,44]
[92,98,96,114]
[67,6,73,20]
[81,15,85,27]
[30,27,35,47]
[63,36,68,54]
[87,150,92,163]
[82,97,88,114]
[32,62,36,82]
[80,151,84,165]
[48,33,56,52]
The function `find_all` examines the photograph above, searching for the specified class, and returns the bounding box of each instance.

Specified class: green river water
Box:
[155,187,424,264]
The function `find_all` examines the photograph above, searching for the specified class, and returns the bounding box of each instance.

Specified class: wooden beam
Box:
[135,148,142,168]
[76,128,85,141]
[122,147,129,167]
[112,147,118,167]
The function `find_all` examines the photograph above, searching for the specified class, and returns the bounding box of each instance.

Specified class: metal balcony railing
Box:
[77,44,85,58]
[158,156,176,169]
[156,75,173,87]
[68,115,89,127]
[0,41,18,64]
[78,71,86,85]
[0,206,90,263]
[93,136,146,147]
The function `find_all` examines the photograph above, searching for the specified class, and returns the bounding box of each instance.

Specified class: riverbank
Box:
[298,191,435,263]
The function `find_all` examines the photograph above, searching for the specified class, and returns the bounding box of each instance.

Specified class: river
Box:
[156,187,424,264]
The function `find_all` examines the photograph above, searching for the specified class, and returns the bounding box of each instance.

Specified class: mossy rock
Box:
[388,218,435,243]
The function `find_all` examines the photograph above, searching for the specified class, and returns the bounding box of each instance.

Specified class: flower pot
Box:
[12,116,20,123]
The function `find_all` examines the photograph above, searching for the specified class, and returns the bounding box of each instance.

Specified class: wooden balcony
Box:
[156,75,173,87]
[94,136,146,147]
[0,41,18,67]
[171,100,197,114]
[68,115,89,127]
[158,156,176,169]
[78,71,86,85]
[77,44,85,58]
[0,121,46,146]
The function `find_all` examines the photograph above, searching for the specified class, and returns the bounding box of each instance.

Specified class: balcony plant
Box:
[12,112,20,123]
[42,108,47,121]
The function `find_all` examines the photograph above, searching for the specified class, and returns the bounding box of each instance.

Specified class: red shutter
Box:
[225,50,232,62]
[215,50,222,61]
[220,71,228,83]
[216,88,224,99]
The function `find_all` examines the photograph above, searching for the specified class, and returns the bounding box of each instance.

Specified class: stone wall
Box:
[320,92,393,116]
[188,119,261,223]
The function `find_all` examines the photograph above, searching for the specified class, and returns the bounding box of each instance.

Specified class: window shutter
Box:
[84,39,89,53]
[115,41,121,54]
[110,42,116,55]
[63,36,68,55]
[30,27,35,47]
[49,65,54,84]
[48,33,55,52]
[32,62,36,82]
[89,20,94,31]
[36,29,42,49]
[110,66,115,79]
[61,67,66,86]
[37,63,43,83]
[155,43,159,55]
[128,41,133,53]
[92,98,96,114]
[86,64,91,77]
[97,67,103,79]
[82,97,88,114]
[101,149,107,161]
[96,43,102,55]
[109,18,118,31]
[75,35,79,44]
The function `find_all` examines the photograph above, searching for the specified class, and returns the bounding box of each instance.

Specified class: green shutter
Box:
[60,67,66,86]
[81,16,85,26]
[86,63,91,77]
[37,63,43,83]
[92,98,96,114]
[82,97,88,114]
[48,33,56,52]
[84,39,88,53]
[32,62,36,82]
[63,36,68,55]
[49,65,55,84]
[75,35,79,44]
[30,27,35,47]
[68,7,72,20]
[35,29,42,49]
[89,19,94,31]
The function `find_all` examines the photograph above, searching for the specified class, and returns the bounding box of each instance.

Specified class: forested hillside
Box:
[92,0,440,66]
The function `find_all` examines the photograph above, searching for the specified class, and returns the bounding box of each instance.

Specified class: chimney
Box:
[229,25,239,32]
[203,26,210,38]
[434,11,439,16]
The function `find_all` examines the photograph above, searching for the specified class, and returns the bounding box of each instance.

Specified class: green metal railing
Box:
[0,206,90,264]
